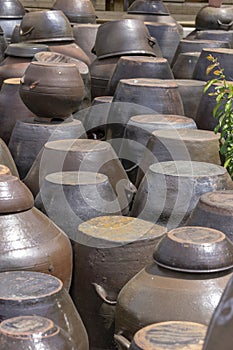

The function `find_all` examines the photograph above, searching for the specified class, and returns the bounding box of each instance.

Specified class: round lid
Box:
[45,171,108,186]
[153,226,233,272]
[5,43,49,58]
[131,321,207,350]
[45,139,109,153]
[77,216,166,247]
[152,129,219,141]
[0,316,57,339]
[129,114,196,128]
[0,175,34,214]
[0,271,62,300]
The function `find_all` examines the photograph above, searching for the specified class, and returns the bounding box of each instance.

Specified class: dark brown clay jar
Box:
[0,271,88,350]
[171,39,230,67]
[19,61,85,119]
[106,79,184,155]
[0,316,78,349]
[121,114,196,185]
[0,138,18,176]
[195,5,233,30]
[187,191,233,242]
[24,139,136,213]
[127,0,169,15]
[52,0,96,24]
[73,24,99,63]
[35,171,122,240]
[115,321,207,350]
[145,21,180,64]
[131,161,232,229]
[106,56,173,96]
[115,226,233,340]
[90,57,120,99]
[0,0,25,42]
[0,174,72,290]
[0,78,35,145]
[172,52,200,79]
[70,216,166,350]
[8,118,86,179]
[186,29,233,48]
[193,47,233,81]
[48,42,91,67]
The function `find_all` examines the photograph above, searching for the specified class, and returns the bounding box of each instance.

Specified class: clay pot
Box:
[145,21,180,64]
[0,174,73,289]
[106,56,173,96]
[8,117,86,179]
[195,5,233,30]
[52,0,96,24]
[79,95,113,140]
[0,138,18,176]
[131,160,231,229]
[115,226,233,339]
[106,79,184,155]
[90,57,119,99]
[19,10,74,43]
[0,316,78,349]
[23,139,136,213]
[34,51,91,110]
[0,78,35,145]
[172,52,201,79]
[193,47,233,81]
[186,29,233,48]
[172,39,230,67]
[70,216,166,350]
[35,171,122,240]
[187,191,233,242]
[73,23,99,63]
[20,61,85,119]
[93,19,158,59]
[115,321,207,350]
[121,114,196,185]
[0,271,88,350]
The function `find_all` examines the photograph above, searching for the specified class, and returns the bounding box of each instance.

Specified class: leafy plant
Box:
[204,54,233,178]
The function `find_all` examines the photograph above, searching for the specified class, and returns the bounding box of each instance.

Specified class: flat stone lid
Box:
[45,139,109,152]
[45,171,108,186]
[152,129,219,141]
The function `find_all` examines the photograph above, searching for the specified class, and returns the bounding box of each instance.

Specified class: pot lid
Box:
[5,43,49,58]
[0,175,34,214]
[153,226,233,273]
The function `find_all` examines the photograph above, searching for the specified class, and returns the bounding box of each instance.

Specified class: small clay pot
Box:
[172,52,201,79]
[52,0,96,24]
[19,61,85,119]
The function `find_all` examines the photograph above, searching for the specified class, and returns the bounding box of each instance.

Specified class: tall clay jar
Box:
[115,226,233,340]
[70,216,166,350]
[0,174,72,290]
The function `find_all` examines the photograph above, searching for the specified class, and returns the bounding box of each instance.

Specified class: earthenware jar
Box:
[0,0,25,42]
[70,216,166,350]
[193,47,233,81]
[106,79,184,155]
[0,174,72,289]
[121,114,196,185]
[0,271,89,350]
[0,78,34,144]
[52,0,96,24]
[0,316,78,349]
[73,24,99,63]
[186,29,233,48]
[172,39,229,67]
[115,321,207,350]
[195,5,233,30]
[0,138,18,176]
[23,139,136,212]
[35,171,122,239]
[9,118,86,179]
[145,21,180,64]
[115,226,233,340]
[106,56,173,96]
[19,61,85,119]
[187,191,233,242]
[172,52,200,79]
[48,42,91,66]
[131,160,231,229]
